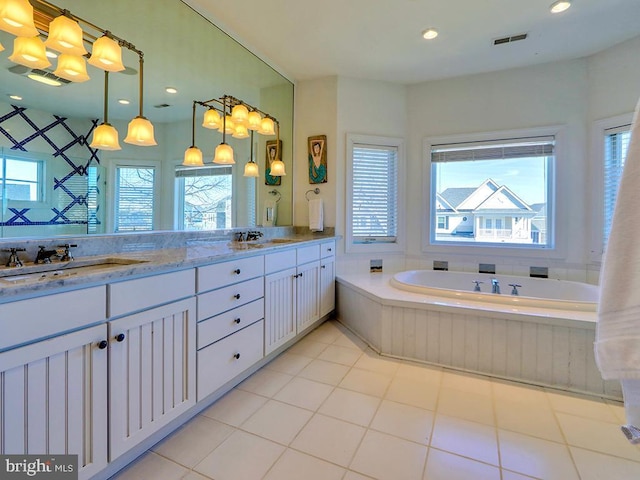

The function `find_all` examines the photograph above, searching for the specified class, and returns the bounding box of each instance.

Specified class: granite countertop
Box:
[0,234,337,302]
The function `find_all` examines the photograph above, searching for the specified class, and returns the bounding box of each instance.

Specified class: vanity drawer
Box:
[265,249,296,274]
[297,244,320,265]
[197,256,264,293]
[197,277,263,320]
[197,320,264,401]
[197,298,264,349]
[320,241,335,258]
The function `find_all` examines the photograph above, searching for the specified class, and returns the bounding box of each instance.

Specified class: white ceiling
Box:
[184,0,640,85]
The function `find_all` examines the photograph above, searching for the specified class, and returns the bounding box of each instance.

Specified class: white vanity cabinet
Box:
[196,256,265,401]
[295,245,321,334]
[320,240,336,318]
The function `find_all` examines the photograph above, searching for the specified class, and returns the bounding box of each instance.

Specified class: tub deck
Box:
[336,273,620,400]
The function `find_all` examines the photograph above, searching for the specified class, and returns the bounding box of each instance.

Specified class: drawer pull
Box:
[234,268,241,274]
[327,248,332,252]
[233,353,241,360]
[234,293,241,300]
[321,265,326,269]
[234,318,241,324]
[299,272,303,278]
[115,333,126,342]
[98,340,108,350]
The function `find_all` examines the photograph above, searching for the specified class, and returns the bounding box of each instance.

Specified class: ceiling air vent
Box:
[493,33,528,46]
[8,64,71,85]
[154,103,171,108]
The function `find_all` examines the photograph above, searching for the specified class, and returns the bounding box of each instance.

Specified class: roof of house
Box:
[438,179,538,214]
[440,188,477,209]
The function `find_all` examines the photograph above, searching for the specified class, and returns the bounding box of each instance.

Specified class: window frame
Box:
[0,151,47,206]
[345,133,405,254]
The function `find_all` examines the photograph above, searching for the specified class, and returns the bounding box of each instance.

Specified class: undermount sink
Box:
[0,258,148,284]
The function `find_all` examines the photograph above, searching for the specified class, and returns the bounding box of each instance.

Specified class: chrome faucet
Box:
[3,247,25,267]
[246,231,263,241]
[57,244,76,262]
[509,283,522,296]
[491,278,501,294]
[472,280,483,292]
[35,246,59,264]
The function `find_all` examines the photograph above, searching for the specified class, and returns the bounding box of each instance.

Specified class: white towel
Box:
[308,198,323,232]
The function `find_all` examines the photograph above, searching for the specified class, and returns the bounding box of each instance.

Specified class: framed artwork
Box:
[265,139,282,186]
[308,135,327,184]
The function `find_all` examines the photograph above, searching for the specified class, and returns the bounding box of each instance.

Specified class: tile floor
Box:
[112,320,640,480]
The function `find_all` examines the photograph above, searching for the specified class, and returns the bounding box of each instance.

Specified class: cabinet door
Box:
[296,260,321,333]
[0,324,108,480]
[264,267,297,354]
[108,297,196,460]
[320,256,336,318]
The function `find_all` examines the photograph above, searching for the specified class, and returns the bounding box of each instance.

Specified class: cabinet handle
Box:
[299,272,303,277]
[234,318,241,324]
[115,333,126,342]
[321,265,326,269]
[327,248,332,252]
[234,268,241,274]
[234,293,241,300]
[233,353,241,360]
[98,340,108,350]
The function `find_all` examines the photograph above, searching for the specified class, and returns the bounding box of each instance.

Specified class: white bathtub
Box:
[391,270,598,312]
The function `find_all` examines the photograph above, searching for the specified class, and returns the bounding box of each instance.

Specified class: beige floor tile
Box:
[263,449,346,480]
[317,344,363,366]
[352,350,402,376]
[200,388,267,426]
[431,415,499,466]
[274,377,334,411]
[298,358,351,385]
[194,430,285,480]
[606,399,627,424]
[265,351,313,375]
[498,429,579,480]
[179,472,209,480]
[385,377,439,411]
[152,416,234,467]
[305,323,343,344]
[339,368,393,397]
[441,371,492,396]
[287,337,330,358]
[424,448,501,480]
[343,471,376,480]
[492,379,550,407]
[332,329,369,350]
[240,399,313,445]
[350,430,428,480]
[395,362,442,384]
[370,399,434,444]
[501,470,539,480]
[236,369,293,397]
[556,412,640,461]
[291,414,366,467]
[112,452,188,480]
[546,390,620,423]
[494,397,564,442]
[318,387,381,426]
[570,446,640,480]
[437,387,495,425]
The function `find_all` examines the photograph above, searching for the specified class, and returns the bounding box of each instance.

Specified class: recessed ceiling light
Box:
[9,94,23,100]
[118,99,130,105]
[550,0,571,13]
[27,73,61,87]
[422,28,438,40]
[45,50,58,59]
[165,87,178,94]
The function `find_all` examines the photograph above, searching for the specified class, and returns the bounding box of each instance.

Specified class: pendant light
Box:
[8,35,51,69]
[183,102,203,166]
[213,96,234,164]
[90,71,121,151]
[88,33,125,72]
[232,123,249,139]
[247,110,262,131]
[202,107,221,129]
[44,14,87,56]
[53,53,90,82]
[269,122,286,176]
[0,0,38,37]
[231,104,249,126]
[258,116,275,135]
[243,130,259,177]
[124,55,157,146]
[0,41,3,52]
[218,116,235,134]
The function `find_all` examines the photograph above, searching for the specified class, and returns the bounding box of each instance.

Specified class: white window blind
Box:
[351,144,398,242]
[604,125,631,244]
[115,166,155,232]
[431,136,555,162]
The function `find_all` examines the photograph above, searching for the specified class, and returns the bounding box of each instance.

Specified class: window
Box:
[0,155,44,202]
[114,166,155,232]
[175,166,233,230]
[430,133,554,248]
[603,125,631,245]
[346,134,404,252]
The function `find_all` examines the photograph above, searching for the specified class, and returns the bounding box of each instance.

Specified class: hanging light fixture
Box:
[183,101,204,166]
[258,116,276,135]
[218,115,235,134]
[247,110,262,131]
[0,41,4,52]
[0,0,38,37]
[90,70,121,151]
[243,130,259,177]
[88,33,125,72]
[124,55,157,146]
[53,53,90,82]
[44,14,87,56]
[202,107,221,129]
[231,104,249,126]
[269,122,286,176]
[232,123,249,139]
[213,96,234,164]
[8,35,50,69]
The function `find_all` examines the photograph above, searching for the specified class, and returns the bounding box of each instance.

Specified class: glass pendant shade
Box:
[45,15,87,55]
[213,142,234,164]
[183,146,204,166]
[232,124,249,139]
[231,104,249,126]
[8,36,51,69]
[90,122,121,150]
[258,117,275,135]
[243,161,259,177]
[218,116,235,134]
[0,0,38,37]
[247,111,262,130]
[0,41,4,52]
[53,53,90,82]
[124,116,157,146]
[88,35,125,72]
[202,108,221,129]
[270,159,286,176]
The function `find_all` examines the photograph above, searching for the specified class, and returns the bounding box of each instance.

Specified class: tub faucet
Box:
[491,278,501,294]
[509,283,522,296]
[472,280,483,292]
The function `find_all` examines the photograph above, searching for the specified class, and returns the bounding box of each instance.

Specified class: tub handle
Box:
[472,280,484,292]
[508,283,522,296]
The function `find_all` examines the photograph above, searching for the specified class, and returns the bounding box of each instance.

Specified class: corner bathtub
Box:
[336,271,620,399]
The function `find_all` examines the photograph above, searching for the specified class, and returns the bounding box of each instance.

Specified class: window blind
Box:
[351,144,398,242]
[431,136,555,163]
[604,125,631,244]
[175,166,232,178]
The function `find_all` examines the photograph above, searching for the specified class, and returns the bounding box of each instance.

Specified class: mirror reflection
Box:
[0,0,294,239]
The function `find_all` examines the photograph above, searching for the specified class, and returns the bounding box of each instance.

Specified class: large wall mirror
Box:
[0,0,294,239]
